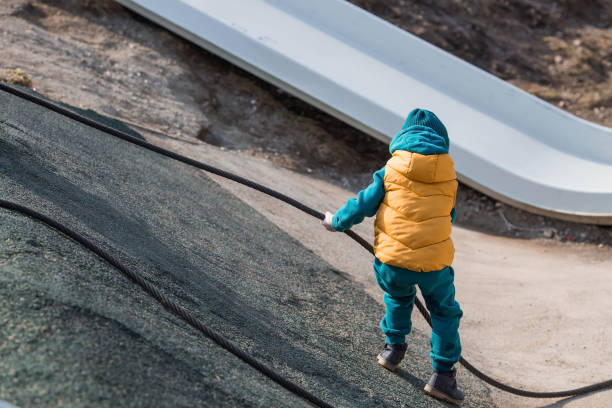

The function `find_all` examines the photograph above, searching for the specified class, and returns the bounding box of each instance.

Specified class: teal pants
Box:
[373,258,462,372]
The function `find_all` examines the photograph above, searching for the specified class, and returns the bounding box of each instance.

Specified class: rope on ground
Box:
[2,81,611,398]
[0,199,334,408]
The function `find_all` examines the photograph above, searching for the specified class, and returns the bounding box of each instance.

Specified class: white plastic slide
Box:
[116,0,612,224]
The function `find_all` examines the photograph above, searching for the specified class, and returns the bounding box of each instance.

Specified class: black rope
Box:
[2,82,611,398]
[0,199,333,408]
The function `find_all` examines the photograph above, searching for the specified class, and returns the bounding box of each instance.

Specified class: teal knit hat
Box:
[390,108,450,155]
[402,108,448,142]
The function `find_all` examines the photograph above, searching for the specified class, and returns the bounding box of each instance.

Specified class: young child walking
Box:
[322,109,464,405]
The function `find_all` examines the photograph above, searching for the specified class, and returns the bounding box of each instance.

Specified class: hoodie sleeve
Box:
[332,167,386,232]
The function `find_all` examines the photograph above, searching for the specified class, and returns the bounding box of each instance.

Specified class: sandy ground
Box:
[146,131,612,408]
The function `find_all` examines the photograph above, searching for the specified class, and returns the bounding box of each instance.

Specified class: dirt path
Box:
[148,132,612,408]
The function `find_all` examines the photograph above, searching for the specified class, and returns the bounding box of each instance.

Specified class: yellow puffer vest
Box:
[374,150,458,272]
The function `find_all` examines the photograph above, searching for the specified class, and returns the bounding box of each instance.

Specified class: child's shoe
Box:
[376,343,407,371]
[424,367,464,406]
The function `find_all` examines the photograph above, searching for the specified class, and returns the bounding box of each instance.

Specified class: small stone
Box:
[554,55,563,64]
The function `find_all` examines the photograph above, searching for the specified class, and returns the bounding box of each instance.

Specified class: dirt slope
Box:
[349,0,612,127]
[1,0,610,247]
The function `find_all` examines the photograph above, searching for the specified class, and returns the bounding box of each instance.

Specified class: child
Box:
[322,109,464,405]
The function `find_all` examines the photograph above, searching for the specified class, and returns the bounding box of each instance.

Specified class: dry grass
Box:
[0,68,33,88]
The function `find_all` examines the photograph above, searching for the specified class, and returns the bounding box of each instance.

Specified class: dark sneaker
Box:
[376,343,407,371]
[424,368,465,406]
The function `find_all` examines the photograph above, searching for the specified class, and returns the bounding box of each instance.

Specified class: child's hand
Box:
[321,211,335,231]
